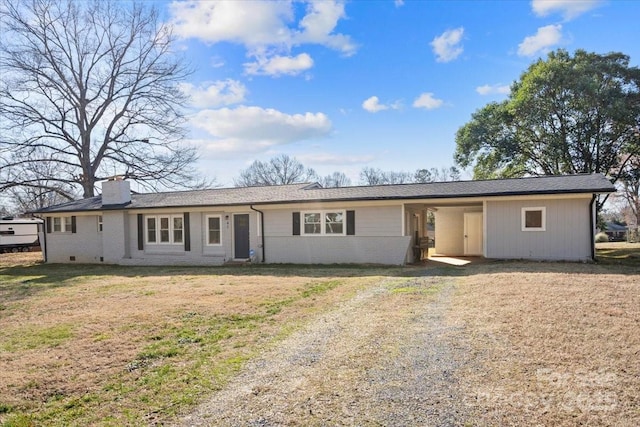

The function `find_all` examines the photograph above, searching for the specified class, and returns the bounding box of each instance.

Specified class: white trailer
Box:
[0,217,43,253]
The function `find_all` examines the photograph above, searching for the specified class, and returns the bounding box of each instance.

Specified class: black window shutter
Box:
[137,214,144,250]
[184,212,191,251]
[71,216,77,233]
[46,217,52,233]
[346,210,355,235]
[292,212,300,235]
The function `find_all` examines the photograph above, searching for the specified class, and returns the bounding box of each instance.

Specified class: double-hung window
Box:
[303,213,322,234]
[206,215,222,245]
[324,212,344,234]
[173,217,183,243]
[52,216,72,233]
[146,214,183,244]
[302,210,345,236]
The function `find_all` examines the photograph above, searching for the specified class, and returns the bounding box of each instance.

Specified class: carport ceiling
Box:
[405,202,483,209]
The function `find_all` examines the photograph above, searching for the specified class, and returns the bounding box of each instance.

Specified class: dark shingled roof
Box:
[34,173,615,213]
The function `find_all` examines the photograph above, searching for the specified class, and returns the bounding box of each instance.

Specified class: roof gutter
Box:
[250,205,265,263]
[32,188,615,215]
[590,194,597,261]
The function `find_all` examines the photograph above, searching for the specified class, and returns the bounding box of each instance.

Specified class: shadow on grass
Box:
[0,261,422,303]
[596,246,640,266]
[418,248,640,277]
[2,247,638,303]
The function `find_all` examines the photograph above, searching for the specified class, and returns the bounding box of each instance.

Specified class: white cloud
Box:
[179,80,247,108]
[244,53,314,77]
[210,56,225,68]
[412,93,444,110]
[531,0,602,20]
[169,0,356,71]
[298,152,375,165]
[294,0,357,56]
[430,27,464,63]
[190,106,332,153]
[363,96,387,113]
[362,96,402,113]
[476,84,510,96]
[518,24,563,57]
[169,1,293,47]
[395,0,405,7]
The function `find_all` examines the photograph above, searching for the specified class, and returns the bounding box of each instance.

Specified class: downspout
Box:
[589,195,596,262]
[38,216,47,263]
[250,205,266,263]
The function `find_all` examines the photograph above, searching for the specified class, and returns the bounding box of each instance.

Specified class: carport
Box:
[404,201,485,263]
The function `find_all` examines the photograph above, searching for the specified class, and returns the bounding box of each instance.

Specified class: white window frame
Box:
[521,207,546,232]
[173,216,183,244]
[206,215,222,246]
[301,210,346,236]
[53,217,62,232]
[145,214,184,245]
[52,216,72,233]
[302,212,322,235]
[146,217,157,243]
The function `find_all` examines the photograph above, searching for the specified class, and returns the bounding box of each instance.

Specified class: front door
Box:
[464,212,483,256]
[234,214,250,259]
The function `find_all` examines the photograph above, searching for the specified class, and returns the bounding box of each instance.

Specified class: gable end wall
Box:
[485,197,592,261]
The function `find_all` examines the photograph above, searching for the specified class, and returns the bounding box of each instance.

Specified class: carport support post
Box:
[590,195,596,261]
[483,200,487,257]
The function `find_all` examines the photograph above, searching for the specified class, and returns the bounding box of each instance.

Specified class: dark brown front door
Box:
[234,214,250,259]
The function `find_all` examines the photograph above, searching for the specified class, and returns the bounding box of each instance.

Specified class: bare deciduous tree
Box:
[414,166,461,183]
[321,171,351,188]
[359,167,413,185]
[1,148,78,213]
[0,0,203,199]
[234,155,319,187]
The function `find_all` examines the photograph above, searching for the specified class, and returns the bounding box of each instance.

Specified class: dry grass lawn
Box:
[0,254,404,426]
[450,243,640,425]
[1,243,638,426]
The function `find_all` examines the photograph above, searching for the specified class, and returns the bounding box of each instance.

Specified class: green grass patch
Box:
[1,413,36,427]
[2,324,73,352]
[0,261,400,426]
[301,280,341,298]
[596,244,640,266]
[390,284,444,295]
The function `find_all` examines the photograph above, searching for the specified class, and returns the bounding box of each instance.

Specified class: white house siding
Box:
[102,211,129,263]
[123,209,262,266]
[262,205,410,265]
[264,236,410,265]
[485,197,592,261]
[45,215,103,263]
[434,207,482,256]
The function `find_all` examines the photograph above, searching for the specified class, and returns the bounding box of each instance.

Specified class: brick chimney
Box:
[101,176,131,206]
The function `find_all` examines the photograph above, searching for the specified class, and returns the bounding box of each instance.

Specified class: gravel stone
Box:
[178,276,472,426]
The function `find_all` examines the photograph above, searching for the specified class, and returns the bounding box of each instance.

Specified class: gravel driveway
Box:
[179,276,471,426]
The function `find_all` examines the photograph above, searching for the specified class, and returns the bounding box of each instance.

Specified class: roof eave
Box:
[31,187,615,214]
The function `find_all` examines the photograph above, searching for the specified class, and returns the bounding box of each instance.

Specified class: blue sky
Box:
[161,0,640,186]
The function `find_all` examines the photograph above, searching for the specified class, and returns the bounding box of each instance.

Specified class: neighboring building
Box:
[34,174,615,265]
[603,222,628,242]
[0,217,43,253]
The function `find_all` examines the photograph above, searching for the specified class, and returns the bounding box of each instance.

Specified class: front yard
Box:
[1,246,638,426]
